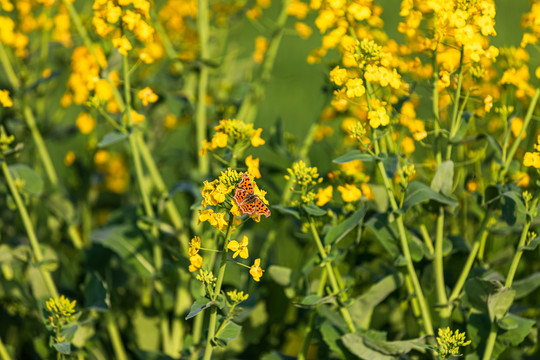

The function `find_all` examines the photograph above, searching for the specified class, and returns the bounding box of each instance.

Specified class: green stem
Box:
[375,159,434,335]
[1,160,58,298]
[298,268,328,360]
[420,224,434,256]
[236,0,291,124]
[442,208,492,319]
[189,307,204,360]
[506,197,539,287]
[445,46,464,161]
[435,207,448,326]
[196,0,210,176]
[308,217,356,333]
[0,336,11,360]
[0,41,20,89]
[482,323,498,360]
[202,212,235,360]
[499,88,540,182]
[105,313,128,360]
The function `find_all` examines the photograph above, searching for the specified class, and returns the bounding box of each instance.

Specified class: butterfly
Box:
[233,173,271,217]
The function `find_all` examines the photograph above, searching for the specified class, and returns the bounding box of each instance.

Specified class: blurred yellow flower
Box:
[138,86,158,106]
[76,112,96,134]
[246,155,261,179]
[0,90,13,107]
[338,183,362,202]
[189,254,203,272]
[112,35,132,55]
[64,151,76,166]
[189,236,201,257]
[250,258,263,281]
[316,185,333,206]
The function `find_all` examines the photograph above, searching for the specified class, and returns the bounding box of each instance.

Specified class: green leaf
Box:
[216,321,242,341]
[52,342,71,355]
[273,205,300,220]
[320,321,349,358]
[518,236,540,251]
[83,272,110,311]
[267,265,294,287]
[295,294,336,308]
[450,111,472,143]
[430,160,454,196]
[512,272,540,299]
[45,194,75,223]
[185,297,219,320]
[90,225,155,276]
[497,315,518,330]
[98,131,129,148]
[9,164,43,196]
[487,287,515,321]
[349,274,403,328]
[365,213,400,258]
[464,278,500,313]
[402,181,458,212]
[493,314,535,357]
[324,206,367,245]
[302,203,327,216]
[341,332,419,360]
[333,150,381,164]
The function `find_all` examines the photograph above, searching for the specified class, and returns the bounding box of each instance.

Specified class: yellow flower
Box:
[295,22,312,39]
[253,36,268,64]
[514,171,530,187]
[198,209,215,224]
[484,95,493,112]
[64,151,76,166]
[466,179,478,192]
[251,128,266,147]
[510,117,525,138]
[246,155,261,179]
[189,236,201,257]
[163,113,177,130]
[368,106,389,129]
[0,90,13,107]
[76,112,96,134]
[360,183,374,201]
[337,184,362,202]
[94,150,110,167]
[227,290,249,303]
[316,185,333,206]
[112,36,132,55]
[138,86,158,106]
[227,236,249,259]
[46,295,77,320]
[189,254,203,272]
[330,65,348,86]
[211,132,228,148]
[130,110,145,124]
[249,258,263,281]
[524,152,540,168]
[401,136,415,154]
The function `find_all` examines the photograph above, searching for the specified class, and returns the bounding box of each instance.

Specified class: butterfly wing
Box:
[254,198,271,217]
[233,188,249,207]
[239,202,256,215]
[237,173,254,194]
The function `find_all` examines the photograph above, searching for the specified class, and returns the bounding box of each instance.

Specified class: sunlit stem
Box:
[498,88,540,182]
[196,0,210,176]
[236,0,291,124]
[307,216,356,333]
[203,212,235,360]
[298,268,328,360]
[1,159,58,298]
[435,207,449,327]
[105,313,128,360]
[0,336,11,360]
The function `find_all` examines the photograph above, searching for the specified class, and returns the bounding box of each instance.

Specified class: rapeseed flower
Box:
[228,236,249,259]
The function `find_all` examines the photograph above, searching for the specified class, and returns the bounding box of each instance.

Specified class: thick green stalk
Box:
[105,313,128,360]
[236,0,291,124]
[0,336,12,360]
[375,159,434,335]
[196,0,210,176]
[308,217,356,333]
[1,160,58,298]
[435,207,449,326]
[202,212,235,360]
[498,88,540,182]
[0,42,19,88]
[298,268,328,360]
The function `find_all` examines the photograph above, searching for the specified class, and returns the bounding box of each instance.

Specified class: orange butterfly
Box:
[233,174,271,217]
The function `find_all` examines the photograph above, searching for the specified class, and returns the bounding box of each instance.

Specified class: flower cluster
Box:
[94,150,130,194]
[0,90,13,108]
[435,327,471,359]
[199,169,269,227]
[523,136,540,169]
[159,0,198,62]
[200,119,266,156]
[93,0,161,62]
[188,236,202,272]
